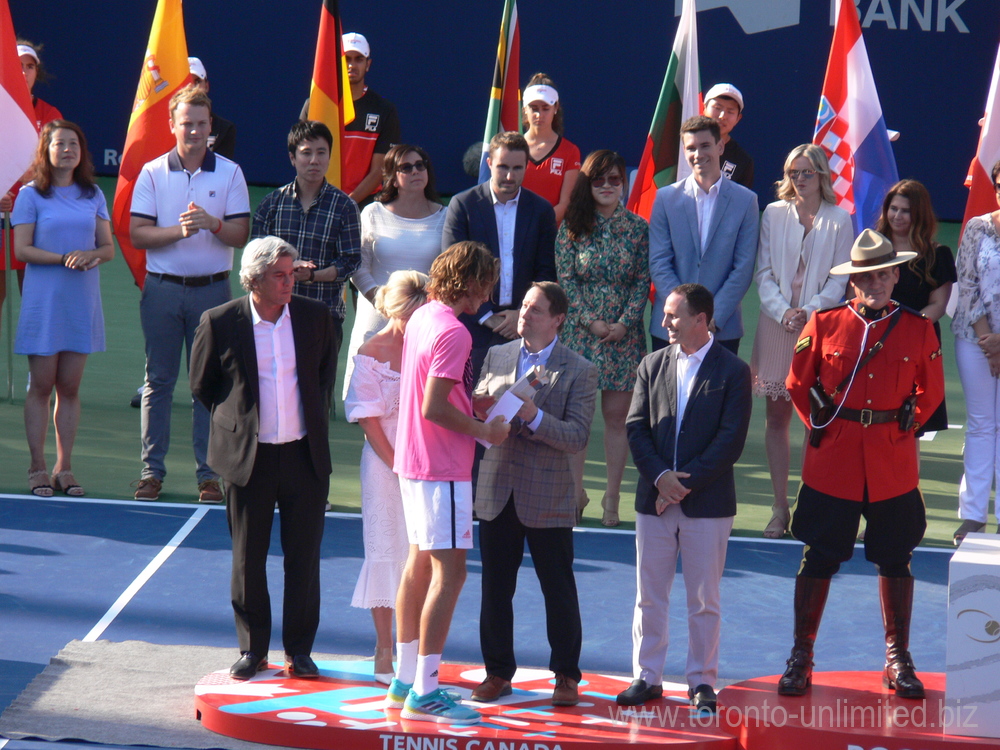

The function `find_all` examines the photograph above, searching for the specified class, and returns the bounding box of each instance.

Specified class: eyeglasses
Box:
[591,173,623,187]
[397,160,427,174]
[787,169,817,180]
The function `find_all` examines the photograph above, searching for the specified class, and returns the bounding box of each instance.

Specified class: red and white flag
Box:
[0,0,37,198]
[962,37,1000,235]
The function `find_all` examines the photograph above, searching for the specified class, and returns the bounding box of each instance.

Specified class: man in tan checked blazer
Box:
[469,281,598,708]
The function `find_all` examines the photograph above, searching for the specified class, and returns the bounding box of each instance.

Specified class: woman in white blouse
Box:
[344,144,446,398]
[750,144,854,538]
[952,159,1000,544]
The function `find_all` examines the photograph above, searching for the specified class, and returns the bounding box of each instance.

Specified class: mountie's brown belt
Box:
[836,406,899,427]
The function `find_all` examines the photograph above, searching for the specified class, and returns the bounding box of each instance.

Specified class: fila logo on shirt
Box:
[549,157,564,176]
[365,113,380,132]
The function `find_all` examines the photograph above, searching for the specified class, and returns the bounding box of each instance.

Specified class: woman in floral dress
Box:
[557,150,649,526]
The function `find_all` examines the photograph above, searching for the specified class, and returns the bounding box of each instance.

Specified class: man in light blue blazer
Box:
[648,115,759,355]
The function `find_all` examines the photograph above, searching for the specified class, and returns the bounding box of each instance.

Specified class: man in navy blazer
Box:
[442,131,557,378]
[619,283,751,713]
[648,115,759,355]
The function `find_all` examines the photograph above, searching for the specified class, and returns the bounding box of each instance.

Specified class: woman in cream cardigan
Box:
[750,144,854,538]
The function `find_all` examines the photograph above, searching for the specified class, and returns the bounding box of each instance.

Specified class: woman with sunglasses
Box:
[344,144,445,398]
[521,73,580,225]
[751,144,853,538]
[951,160,1000,544]
[557,150,649,526]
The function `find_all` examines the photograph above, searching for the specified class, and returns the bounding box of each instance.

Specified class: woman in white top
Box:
[344,144,446,398]
[345,270,429,684]
[750,144,854,538]
[952,159,1000,543]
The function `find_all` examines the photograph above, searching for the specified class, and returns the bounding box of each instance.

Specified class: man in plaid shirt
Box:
[252,121,361,375]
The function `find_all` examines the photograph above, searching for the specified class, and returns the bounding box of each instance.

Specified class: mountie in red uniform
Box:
[787,299,944,502]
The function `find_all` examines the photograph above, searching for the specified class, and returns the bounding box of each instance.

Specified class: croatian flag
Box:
[0,0,37,201]
[813,0,897,234]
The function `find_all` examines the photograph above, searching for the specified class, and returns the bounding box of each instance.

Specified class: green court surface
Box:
[0,179,972,547]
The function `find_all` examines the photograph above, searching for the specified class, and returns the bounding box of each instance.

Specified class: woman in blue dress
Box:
[12,120,114,497]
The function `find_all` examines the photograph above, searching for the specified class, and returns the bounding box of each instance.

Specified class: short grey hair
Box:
[375,270,429,320]
[239,236,298,291]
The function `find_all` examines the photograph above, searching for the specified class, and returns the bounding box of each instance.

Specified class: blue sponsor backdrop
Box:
[9,0,998,220]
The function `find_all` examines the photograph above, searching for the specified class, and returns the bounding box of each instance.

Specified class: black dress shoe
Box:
[230,652,268,680]
[689,683,717,713]
[286,654,320,678]
[616,679,663,706]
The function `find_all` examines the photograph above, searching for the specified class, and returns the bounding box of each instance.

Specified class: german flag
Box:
[111,0,191,289]
[306,0,354,188]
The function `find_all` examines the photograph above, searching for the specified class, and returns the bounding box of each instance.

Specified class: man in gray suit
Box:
[470,281,598,707]
[618,284,752,713]
[648,115,759,355]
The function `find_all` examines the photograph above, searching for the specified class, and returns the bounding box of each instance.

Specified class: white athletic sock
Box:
[395,640,418,685]
[413,653,441,696]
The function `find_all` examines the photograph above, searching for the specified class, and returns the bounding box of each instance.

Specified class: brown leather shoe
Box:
[133,477,162,501]
[198,479,224,504]
[471,674,512,702]
[552,673,579,706]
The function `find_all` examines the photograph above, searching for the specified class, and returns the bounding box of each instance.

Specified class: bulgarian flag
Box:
[0,0,36,204]
[306,0,355,188]
[626,0,701,220]
[477,0,520,184]
[112,0,192,289]
[962,36,1000,236]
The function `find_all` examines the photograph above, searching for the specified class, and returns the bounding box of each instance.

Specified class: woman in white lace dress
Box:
[345,270,429,684]
[343,144,445,398]
[750,144,853,538]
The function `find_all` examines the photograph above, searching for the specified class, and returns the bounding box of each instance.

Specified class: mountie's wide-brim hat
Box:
[830,228,917,275]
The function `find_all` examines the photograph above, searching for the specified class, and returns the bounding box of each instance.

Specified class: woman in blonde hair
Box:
[345,270,429,684]
[750,144,854,538]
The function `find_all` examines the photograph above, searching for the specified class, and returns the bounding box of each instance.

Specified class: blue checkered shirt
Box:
[251,179,361,320]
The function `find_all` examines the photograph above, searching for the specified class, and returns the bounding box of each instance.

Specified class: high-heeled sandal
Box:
[576,489,590,525]
[28,469,54,498]
[601,493,620,527]
[374,646,394,685]
[762,505,790,539]
[51,471,85,497]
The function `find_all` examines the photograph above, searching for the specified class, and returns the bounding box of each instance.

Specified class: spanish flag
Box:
[306,0,354,188]
[112,0,191,289]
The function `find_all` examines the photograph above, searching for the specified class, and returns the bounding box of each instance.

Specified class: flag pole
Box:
[3,211,13,403]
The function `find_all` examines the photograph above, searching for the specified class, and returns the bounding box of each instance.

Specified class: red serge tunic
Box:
[786,300,944,502]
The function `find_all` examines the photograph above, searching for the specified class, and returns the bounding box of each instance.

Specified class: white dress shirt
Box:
[491,187,520,306]
[688,174,723,254]
[516,335,558,432]
[673,334,714,469]
[251,299,306,444]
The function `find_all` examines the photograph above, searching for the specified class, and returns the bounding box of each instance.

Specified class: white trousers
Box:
[631,503,732,689]
[956,337,1000,522]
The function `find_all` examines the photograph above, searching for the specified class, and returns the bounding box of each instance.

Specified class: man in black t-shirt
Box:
[703,83,753,189]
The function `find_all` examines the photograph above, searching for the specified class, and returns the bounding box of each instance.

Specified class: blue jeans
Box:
[139,275,231,482]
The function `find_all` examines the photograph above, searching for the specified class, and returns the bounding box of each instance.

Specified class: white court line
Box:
[82,506,209,642]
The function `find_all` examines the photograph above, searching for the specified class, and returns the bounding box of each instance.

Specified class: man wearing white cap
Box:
[301,33,400,205]
[780,229,944,700]
[703,83,753,189]
[188,57,236,159]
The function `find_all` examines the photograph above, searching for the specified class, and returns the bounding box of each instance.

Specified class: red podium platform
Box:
[719,672,1000,750]
[195,660,736,749]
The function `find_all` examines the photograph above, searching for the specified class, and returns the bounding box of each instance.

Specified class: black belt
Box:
[836,406,899,427]
[147,270,229,287]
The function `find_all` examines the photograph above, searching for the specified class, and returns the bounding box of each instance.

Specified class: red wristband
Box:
[211,219,222,234]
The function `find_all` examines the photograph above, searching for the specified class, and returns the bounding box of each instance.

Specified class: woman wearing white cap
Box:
[750,144,853,538]
[521,73,580,225]
[1,40,64,328]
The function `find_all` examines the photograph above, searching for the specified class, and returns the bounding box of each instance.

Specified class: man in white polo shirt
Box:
[130,86,251,502]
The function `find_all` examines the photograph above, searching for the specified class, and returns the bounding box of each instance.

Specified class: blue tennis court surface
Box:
[0,494,953,717]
